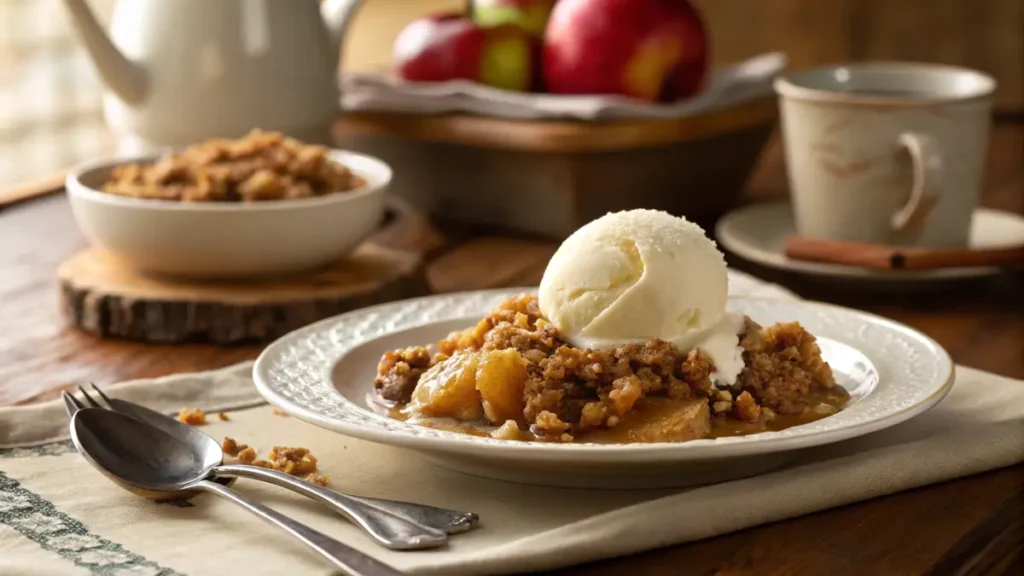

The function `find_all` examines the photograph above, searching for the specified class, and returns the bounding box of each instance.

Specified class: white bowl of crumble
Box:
[66,130,391,279]
[253,211,955,489]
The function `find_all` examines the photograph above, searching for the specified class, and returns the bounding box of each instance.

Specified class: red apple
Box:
[471,0,558,38]
[542,0,709,102]
[393,13,535,92]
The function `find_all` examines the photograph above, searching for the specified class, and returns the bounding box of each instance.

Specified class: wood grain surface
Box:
[2,125,1022,575]
[58,245,425,343]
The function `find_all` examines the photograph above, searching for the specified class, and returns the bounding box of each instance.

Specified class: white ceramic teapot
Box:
[62,0,364,153]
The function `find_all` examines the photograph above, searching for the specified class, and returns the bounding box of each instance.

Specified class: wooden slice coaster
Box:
[59,245,427,344]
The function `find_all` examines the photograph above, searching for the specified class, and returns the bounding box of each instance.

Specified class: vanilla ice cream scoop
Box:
[538,209,745,385]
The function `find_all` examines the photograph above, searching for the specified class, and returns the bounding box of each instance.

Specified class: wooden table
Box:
[2,124,1022,575]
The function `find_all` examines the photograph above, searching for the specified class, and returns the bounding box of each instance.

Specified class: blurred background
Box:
[1,0,1021,404]
[1,0,1022,190]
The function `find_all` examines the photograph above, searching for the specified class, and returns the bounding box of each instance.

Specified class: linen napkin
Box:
[340,52,786,121]
[1,271,1022,576]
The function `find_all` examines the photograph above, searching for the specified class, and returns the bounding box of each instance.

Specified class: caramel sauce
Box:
[708,387,850,439]
[370,387,851,444]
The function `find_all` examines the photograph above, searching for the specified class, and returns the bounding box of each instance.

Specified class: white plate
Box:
[253,289,954,489]
[716,202,1024,282]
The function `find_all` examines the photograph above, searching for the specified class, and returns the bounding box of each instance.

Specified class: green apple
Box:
[394,13,535,92]
[471,0,558,38]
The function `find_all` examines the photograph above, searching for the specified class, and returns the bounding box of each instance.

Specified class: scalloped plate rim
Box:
[252,288,955,462]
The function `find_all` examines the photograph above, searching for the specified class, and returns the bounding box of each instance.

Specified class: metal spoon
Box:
[71,385,477,536]
[69,407,402,576]
[64,393,446,550]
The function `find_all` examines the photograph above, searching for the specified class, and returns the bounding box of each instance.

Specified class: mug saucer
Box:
[715,201,1024,282]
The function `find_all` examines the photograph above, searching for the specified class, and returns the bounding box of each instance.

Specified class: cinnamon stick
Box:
[783,235,1024,271]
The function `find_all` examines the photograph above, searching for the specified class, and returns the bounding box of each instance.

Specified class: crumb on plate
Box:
[306,473,330,487]
[236,446,257,464]
[221,437,247,457]
[224,441,326,481]
[177,407,206,426]
[267,446,318,476]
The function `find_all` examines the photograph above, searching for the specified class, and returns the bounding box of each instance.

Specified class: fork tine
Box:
[62,391,83,417]
[77,385,102,408]
[89,383,114,406]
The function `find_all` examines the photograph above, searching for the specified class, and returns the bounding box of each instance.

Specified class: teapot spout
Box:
[320,0,364,67]
[62,0,147,105]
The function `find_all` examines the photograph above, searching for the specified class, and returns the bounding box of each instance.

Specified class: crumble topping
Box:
[733,391,762,422]
[490,420,525,441]
[177,407,206,426]
[736,318,838,414]
[232,444,327,486]
[373,347,434,404]
[236,446,258,464]
[101,129,364,202]
[306,473,331,487]
[267,446,319,476]
[373,295,848,443]
[221,437,246,457]
[179,412,331,486]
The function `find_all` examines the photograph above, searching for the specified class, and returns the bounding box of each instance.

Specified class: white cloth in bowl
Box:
[340,52,786,121]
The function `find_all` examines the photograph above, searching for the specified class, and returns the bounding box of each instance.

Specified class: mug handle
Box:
[891,132,943,231]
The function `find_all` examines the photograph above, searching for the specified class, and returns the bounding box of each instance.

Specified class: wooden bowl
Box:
[334,96,778,238]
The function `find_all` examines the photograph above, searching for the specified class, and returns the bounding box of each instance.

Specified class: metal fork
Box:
[68,384,478,542]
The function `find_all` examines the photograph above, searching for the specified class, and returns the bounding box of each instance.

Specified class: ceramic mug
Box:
[774,62,996,247]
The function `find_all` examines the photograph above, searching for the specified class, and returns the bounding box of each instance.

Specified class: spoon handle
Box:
[215,463,476,534]
[213,464,449,550]
[194,480,402,576]
[345,494,478,535]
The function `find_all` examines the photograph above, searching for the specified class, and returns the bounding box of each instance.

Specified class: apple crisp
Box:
[101,129,364,202]
[221,437,248,457]
[186,429,330,486]
[372,294,849,443]
[226,442,329,486]
[176,407,207,426]
[306,473,331,487]
[235,446,258,464]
